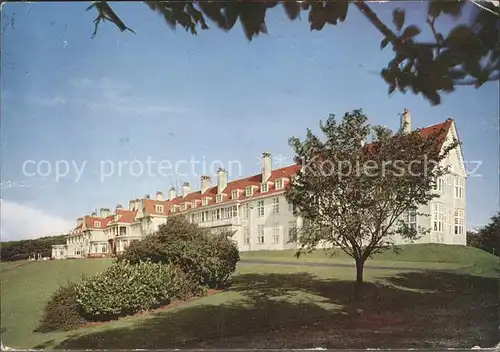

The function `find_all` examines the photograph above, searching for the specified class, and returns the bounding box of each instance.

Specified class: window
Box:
[180,203,186,211]
[257,225,265,244]
[202,198,209,206]
[94,221,101,228]
[454,209,464,235]
[455,177,464,199]
[261,183,268,193]
[438,177,444,192]
[232,205,238,217]
[246,186,253,197]
[155,205,164,213]
[272,224,280,243]
[433,204,445,232]
[403,208,417,230]
[272,197,279,214]
[243,226,250,244]
[101,245,107,253]
[211,209,221,221]
[216,194,223,203]
[232,190,238,200]
[288,202,296,212]
[242,204,250,219]
[288,220,297,242]
[275,178,283,189]
[257,200,264,217]
[201,211,207,222]
[224,207,231,219]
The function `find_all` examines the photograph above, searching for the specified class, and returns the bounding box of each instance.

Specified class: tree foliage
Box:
[86,0,499,106]
[1,235,66,262]
[468,212,500,256]
[285,109,458,286]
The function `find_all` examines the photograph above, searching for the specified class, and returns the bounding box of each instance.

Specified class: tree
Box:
[285,109,458,292]
[83,0,499,106]
[469,212,499,256]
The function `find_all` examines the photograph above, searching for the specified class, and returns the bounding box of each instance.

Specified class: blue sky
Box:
[1,2,498,240]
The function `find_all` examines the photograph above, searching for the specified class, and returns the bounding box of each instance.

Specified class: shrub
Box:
[37,282,87,332]
[119,215,240,289]
[201,232,240,288]
[76,260,202,320]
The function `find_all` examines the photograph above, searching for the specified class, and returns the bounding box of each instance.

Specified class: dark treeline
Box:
[1,235,66,262]
[467,211,499,257]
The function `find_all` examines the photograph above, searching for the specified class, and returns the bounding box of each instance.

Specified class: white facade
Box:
[52,116,467,259]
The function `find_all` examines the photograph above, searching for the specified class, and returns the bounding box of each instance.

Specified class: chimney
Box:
[217,168,228,194]
[77,218,83,227]
[182,182,191,197]
[145,194,151,199]
[116,204,123,210]
[99,208,111,218]
[128,200,134,210]
[168,187,177,200]
[401,108,411,134]
[261,152,272,182]
[201,175,211,194]
[156,191,164,201]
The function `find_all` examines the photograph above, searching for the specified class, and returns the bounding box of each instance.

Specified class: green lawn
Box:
[240,244,498,274]
[1,245,498,349]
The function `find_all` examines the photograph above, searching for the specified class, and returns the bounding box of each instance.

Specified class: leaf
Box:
[392,8,405,31]
[380,37,390,50]
[422,89,441,105]
[401,25,421,41]
[283,1,301,20]
[427,0,443,18]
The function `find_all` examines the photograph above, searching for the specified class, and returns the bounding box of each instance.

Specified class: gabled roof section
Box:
[418,118,454,151]
[108,209,137,225]
[84,215,112,230]
[143,199,169,216]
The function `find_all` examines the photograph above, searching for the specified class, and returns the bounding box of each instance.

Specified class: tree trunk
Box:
[355,258,364,285]
[352,257,365,301]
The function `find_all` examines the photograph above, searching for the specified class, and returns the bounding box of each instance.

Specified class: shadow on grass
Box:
[55,270,498,350]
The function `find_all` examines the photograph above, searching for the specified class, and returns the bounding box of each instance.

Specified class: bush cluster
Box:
[37,282,88,332]
[76,260,204,320]
[119,215,240,289]
[37,216,239,331]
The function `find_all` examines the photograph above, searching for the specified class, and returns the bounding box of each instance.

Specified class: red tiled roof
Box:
[418,118,453,151]
[167,164,300,214]
[143,199,169,216]
[84,215,112,230]
[108,209,138,225]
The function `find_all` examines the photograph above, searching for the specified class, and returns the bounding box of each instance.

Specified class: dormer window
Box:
[232,190,238,200]
[216,194,223,203]
[261,183,268,193]
[155,205,164,213]
[202,198,209,206]
[192,201,197,208]
[246,186,253,197]
[180,203,186,211]
[275,178,284,189]
[94,221,101,228]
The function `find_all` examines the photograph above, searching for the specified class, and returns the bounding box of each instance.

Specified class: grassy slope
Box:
[240,244,498,274]
[1,245,498,349]
[1,259,113,348]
